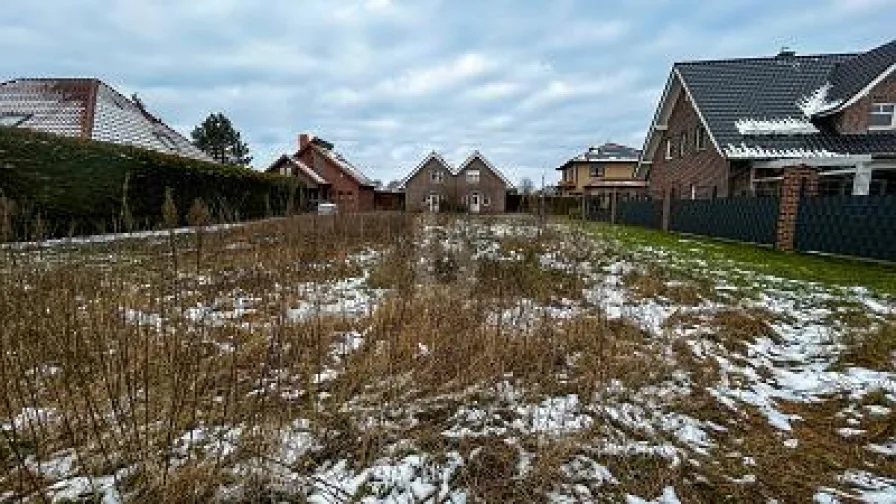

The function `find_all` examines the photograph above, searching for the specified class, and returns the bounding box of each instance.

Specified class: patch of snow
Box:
[797,84,843,117]
[735,118,819,135]
[626,486,681,504]
[724,143,847,160]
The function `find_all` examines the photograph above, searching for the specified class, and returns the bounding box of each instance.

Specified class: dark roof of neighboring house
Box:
[826,39,896,106]
[0,77,213,162]
[637,39,896,175]
[558,143,641,170]
[675,53,857,156]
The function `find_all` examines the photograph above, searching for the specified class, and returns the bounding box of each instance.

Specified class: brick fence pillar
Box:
[775,165,819,251]
[661,189,672,231]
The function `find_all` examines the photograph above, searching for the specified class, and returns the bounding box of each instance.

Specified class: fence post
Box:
[610,190,618,225]
[661,189,672,231]
[775,165,819,251]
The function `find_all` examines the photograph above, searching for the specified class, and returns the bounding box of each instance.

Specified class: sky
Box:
[2,0,896,186]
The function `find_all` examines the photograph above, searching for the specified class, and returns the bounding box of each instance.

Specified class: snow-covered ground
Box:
[1,215,893,503]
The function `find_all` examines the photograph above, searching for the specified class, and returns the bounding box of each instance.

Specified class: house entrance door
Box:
[469,192,481,213]
[426,193,440,213]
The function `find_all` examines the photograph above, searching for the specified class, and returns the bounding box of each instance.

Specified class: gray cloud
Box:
[2,0,895,185]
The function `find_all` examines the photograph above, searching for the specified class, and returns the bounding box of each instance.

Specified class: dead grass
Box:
[0,212,892,502]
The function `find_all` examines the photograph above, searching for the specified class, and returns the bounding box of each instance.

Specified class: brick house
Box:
[0,78,212,162]
[556,143,648,197]
[401,151,513,213]
[266,134,376,212]
[638,39,896,199]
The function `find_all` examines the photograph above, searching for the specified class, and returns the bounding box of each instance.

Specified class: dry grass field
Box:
[0,213,894,503]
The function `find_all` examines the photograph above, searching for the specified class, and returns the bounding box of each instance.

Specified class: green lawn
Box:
[585,221,896,298]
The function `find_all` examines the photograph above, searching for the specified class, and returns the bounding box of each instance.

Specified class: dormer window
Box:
[431,169,444,183]
[870,103,895,130]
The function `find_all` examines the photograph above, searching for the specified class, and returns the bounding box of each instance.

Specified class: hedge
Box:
[0,127,307,238]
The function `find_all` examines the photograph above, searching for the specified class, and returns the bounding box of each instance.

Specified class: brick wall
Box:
[404,157,456,212]
[834,73,896,133]
[775,166,819,250]
[298,147,374,213]
[649,91,731,199]
[456,157,507,214]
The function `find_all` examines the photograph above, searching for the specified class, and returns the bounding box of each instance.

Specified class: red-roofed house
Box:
[266,133,376,212]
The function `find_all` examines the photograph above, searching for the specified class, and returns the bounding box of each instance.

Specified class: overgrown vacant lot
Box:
[0,214,894,503]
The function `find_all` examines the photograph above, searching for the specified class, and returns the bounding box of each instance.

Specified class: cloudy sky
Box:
[3,0,895,185]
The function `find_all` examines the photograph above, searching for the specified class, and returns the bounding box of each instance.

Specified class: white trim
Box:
[636,68,722,177]
[675,67,722,155]
[868,102,896,130]
[636,70,677,176]
[819,63,896,117]
[752,155,873,169]
[399,151,453,188]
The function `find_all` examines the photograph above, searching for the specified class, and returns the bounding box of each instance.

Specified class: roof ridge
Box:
[675,52,858,67]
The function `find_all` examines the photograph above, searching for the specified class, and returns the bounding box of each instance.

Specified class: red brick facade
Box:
[834,72,896,133]
[648,90,731,199]
[294,141,375,213]
[775,166,819,251]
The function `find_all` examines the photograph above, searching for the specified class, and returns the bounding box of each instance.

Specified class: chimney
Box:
[777,46,796,58]
[298,133,312,150]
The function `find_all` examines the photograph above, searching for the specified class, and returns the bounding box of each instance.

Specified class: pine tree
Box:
[190,113,252,166]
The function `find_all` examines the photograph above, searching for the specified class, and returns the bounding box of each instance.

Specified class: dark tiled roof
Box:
[676,53,857,157]
[826,39,896,105]
[560,143,641,169]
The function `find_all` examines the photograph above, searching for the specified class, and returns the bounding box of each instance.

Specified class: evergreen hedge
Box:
[0,127,305,238]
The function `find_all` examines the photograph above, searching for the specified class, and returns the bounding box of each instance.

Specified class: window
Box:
[466,170,480,184]
[431,169,444,183]
[679,131,688,157]
[870,103,895,129]
[483,195,491,206]
[590,165,604,178]
[0,114,30,127]
[665,139,673,160]
[695,125,707,151]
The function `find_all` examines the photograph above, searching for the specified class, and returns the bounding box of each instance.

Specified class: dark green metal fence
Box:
[617,199,663,229]
[795,195,896,261]
[670,197,780,245]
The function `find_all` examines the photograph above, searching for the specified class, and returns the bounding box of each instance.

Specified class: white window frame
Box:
[679,131,688,157]
[869,103,896,130]
[695,125,707,151]
[466,169,480,184]
[483,194,491,206]
[431,169,444,183]
[665,139,673,160]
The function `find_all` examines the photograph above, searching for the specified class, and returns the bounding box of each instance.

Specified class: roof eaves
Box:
[400,151,454,188]
[458,151,514,188]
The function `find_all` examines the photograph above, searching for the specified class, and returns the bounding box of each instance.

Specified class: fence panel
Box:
[617,199,663,229]
[584,195,612,222]
[669,197,780,245]
[795,195,896,261]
